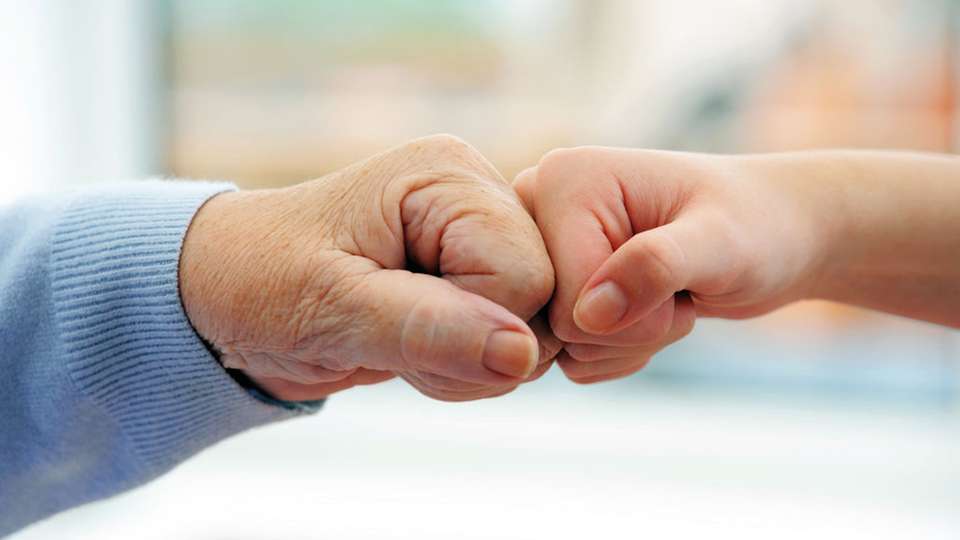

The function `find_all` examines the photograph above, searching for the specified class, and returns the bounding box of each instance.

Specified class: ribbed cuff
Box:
[50,180,319,474]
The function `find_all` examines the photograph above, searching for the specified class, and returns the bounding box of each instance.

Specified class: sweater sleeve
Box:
[0,180,319,536]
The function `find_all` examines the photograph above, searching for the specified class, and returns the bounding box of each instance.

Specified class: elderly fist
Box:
[179,135,559,402]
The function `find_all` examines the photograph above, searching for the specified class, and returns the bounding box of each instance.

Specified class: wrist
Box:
[794,153,870,302]
[739,151,912,304]
[732,153,841,303]
[726,150,960,326]
[179,190,246,348]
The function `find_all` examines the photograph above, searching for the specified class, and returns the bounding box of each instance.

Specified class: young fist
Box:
[514,148,825,383]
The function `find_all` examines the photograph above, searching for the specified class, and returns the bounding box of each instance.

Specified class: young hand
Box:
[513,148,825,383]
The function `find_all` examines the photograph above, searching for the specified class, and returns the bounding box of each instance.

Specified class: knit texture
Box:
[1,180,319,536]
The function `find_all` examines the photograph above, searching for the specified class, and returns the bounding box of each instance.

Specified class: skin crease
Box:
[179,135,561,402]
[514,148,960,384]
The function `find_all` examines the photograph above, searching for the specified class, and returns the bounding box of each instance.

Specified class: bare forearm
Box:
[752,150,960,326]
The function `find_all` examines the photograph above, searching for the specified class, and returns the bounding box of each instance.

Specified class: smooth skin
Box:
[179,135,561,402]
[515,148,960,384]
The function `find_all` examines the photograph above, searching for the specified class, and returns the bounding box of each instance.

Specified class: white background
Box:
[15,375,960,539]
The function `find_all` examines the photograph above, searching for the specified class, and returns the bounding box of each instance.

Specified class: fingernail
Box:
[482,330,538,378]
[574,281,628,333]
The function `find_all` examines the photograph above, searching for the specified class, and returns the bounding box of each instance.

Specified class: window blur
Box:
[6,1,960,538]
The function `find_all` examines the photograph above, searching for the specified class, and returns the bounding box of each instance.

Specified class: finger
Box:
[557,351,652,381]
[524,359,555,383]
[574,214,733,335]
[342,267,541,385]
[517,153,653,346]
[529,311,564,364]
[552,298,679,347]
[566,364,648,385]
[401,372,518,402]
[558,293,694,384]
[563,293,695,361]
[394,136,555,321]
[401,360,551,402]
[563,343,656,363]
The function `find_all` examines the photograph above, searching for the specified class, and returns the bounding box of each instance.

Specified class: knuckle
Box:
[395,134,483,177]
[536,149,575,189]
[538,147,573,169]
[420,133,478,160]
[539,146,589,171]
[531,147,610,212]
[526,266,556,311]
[491,246,555,316]
[425,132,470,149]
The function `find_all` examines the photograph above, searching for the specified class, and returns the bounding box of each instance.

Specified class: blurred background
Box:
[4,0,960,538]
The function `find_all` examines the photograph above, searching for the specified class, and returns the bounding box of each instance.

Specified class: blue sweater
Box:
[0,181,317,536]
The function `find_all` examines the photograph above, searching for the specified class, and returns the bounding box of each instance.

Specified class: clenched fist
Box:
[179,135,558,402]
[516,147,960,384]
[514,148,808,383]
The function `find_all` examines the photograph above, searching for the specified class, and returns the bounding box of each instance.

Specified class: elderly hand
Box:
[179,135,559,402]
[514,148,828,384]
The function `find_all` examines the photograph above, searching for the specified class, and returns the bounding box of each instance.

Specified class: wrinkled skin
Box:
[180,135,561,402]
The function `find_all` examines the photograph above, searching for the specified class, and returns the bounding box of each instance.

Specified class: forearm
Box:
[0,182,311,535]
[749,150,960,326]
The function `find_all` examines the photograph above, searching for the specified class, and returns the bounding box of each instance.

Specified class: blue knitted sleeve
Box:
[0,180,319,536]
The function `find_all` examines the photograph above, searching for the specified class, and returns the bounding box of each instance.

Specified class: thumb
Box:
[348,268,540,383]
[573,213,735,335]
